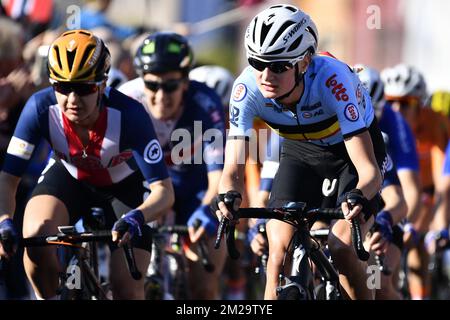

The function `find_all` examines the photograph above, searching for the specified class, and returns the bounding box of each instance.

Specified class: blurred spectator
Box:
[0,17,34,159]
[1,0,53,39]
[0,16,51,300]
[79,0,137,41]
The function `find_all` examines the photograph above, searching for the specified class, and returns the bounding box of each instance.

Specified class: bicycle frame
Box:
[145,222,215,300]
[276,221,341,300]
[215,201,368,300]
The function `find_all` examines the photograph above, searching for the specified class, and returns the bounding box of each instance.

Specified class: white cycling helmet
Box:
[107,68,128,88]
[381,64,427,102]
[354,64,385,119]
[354,64,384,105]
[189,65,235,107]
[245,4,318,63]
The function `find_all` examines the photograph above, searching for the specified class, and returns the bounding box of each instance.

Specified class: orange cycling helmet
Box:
[48,29,111,83]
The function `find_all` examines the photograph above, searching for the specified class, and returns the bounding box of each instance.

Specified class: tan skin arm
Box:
[112,177,174,245]
[188,169,223,243]
[397,170,422,225]
[215,138,248,220]
[341,130,383,221]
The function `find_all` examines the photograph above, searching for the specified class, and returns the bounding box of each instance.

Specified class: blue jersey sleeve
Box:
[443,141,450,176]
[379,105,419,172]
[227,69,261,138]
[121,97,169,183]
[3,94,44,177]
[193,86,226,173]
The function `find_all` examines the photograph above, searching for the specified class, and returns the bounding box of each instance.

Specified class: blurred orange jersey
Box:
[413,107,450,189]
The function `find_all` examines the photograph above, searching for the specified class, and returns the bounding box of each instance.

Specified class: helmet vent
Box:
[287,34,303,53]
[80,44,96,69]
[285,5,297,12]
[370,82,378,98]
[53,47,62,70]
[269,20,296,47]
[67,49,76,72]
[252,17,258,44]
[247,45,257,54]
[404,74,412,87]
[260,22,274,47]
[79,30,91,36]
[265,48,284,56]
[306,26,318,45]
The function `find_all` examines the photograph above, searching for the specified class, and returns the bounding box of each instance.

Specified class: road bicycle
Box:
[215,201,370,300]
[19,208,151,300]
[145,221,214,300]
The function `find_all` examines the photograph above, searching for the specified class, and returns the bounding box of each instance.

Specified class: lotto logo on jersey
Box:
[325,74,349,102]
[144,139,163,164]
[344,103,359,121]
[6,136,35,160]
[232,83,247,102]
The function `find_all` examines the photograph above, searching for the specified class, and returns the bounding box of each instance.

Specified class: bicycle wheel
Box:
[167,252,190,300]
[144,275,164,300]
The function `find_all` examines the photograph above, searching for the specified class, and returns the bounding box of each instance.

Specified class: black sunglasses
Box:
[144,78,184,93]
[53,82,100,96]
[248,58,294,74]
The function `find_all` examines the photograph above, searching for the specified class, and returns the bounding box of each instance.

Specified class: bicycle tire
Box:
[144,275,164,300]
[167,253,190,300]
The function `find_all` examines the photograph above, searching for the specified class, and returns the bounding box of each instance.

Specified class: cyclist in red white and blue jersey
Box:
[0,30,174,300]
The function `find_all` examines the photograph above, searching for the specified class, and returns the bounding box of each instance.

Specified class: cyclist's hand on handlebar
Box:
[112,209,145,247]
[403,222,419,249]
[188,205,219,243]
[210,191,242,221]
[341,189,370,223]
[247,219,267,256]
[0,218,18,259]
[341,201,362,223]
[250,233,268,257]
[368,231,389,256]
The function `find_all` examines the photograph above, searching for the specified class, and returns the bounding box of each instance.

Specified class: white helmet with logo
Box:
[381,64,427,102]
[245,4,319,63]
[189,65,235,107]
[354,64,384,104]
[354,64,385,118]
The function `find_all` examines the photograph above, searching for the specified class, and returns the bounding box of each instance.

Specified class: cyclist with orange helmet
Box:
[0,30,174,300]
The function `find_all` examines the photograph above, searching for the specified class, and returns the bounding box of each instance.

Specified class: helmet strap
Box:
[275,64,303,104]
[96,86,104,110]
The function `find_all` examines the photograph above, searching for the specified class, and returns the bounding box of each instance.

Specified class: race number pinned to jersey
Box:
[232,83,247,102]
[144,139,163,164]
[7,136,35,160]
[344,103,359,122]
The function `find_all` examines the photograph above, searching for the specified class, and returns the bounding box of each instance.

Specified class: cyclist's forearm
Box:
[218,163,245,195]
[433,176,450,230]
[381,185,407,225]
[0,171,21,220]
[398,170,422,224]
[137,177,174,223]
[202,170,222,205]
[218,138,247,195]
[355,166,382,199]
